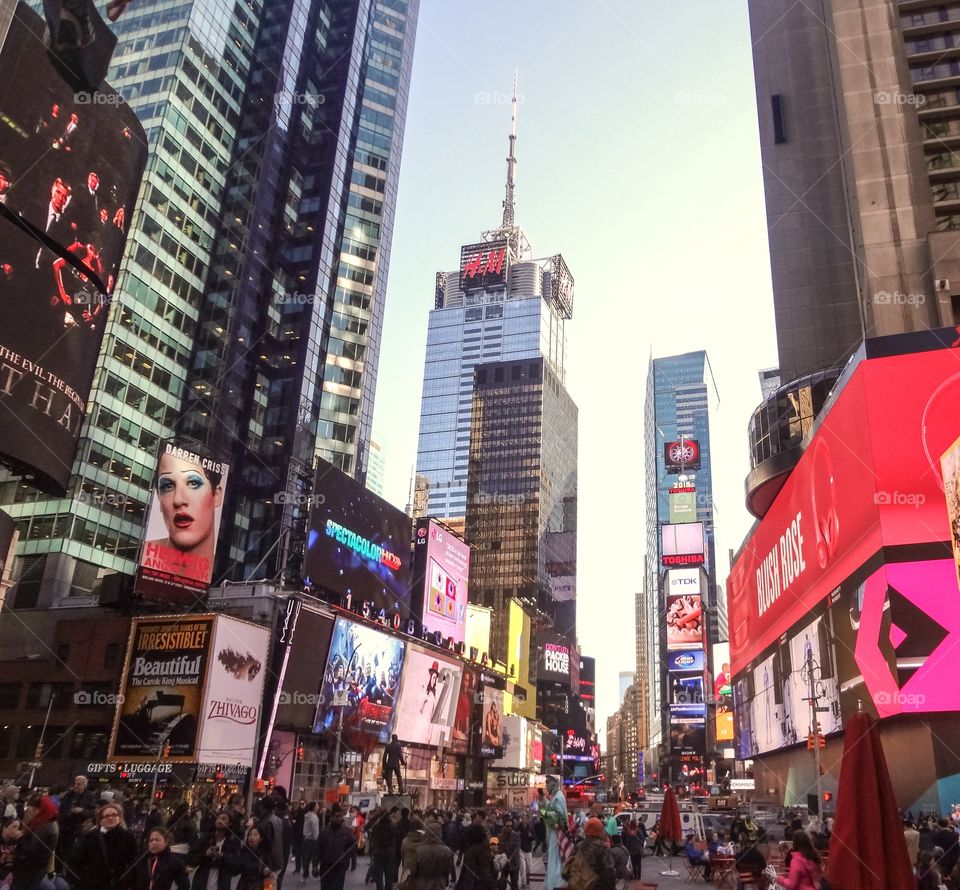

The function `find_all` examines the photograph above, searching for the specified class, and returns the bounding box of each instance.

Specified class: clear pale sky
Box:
[370,0,779,733]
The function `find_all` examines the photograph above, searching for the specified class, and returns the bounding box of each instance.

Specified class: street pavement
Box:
[280,853,701,890]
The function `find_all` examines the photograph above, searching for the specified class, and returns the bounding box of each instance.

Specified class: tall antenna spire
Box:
[502,68,518,228]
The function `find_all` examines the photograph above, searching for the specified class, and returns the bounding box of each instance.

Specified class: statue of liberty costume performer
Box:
[539,774,568,890]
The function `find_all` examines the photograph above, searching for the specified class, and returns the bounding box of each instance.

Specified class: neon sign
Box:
[325,519,402,571]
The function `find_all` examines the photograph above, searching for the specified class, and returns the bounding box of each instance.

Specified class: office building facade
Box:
[1,0,419,604]
[748,0,960,381]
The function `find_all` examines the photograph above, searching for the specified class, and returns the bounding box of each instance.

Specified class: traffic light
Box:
[296,744,305,762]
[162,744,171,759]
[823,792,833,803]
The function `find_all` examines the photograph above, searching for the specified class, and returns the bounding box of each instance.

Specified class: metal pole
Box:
[331,707,345,794]
[28,697,54,789]
[150,743,163,803]
[807,647,823,822]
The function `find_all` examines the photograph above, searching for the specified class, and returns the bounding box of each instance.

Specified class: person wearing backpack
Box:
[776,831,823,890]
[561,819,615,890]
[609,835,631,890]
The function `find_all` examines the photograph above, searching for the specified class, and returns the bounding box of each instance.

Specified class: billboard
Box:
[465,604,492,662]
[195,616,270,767]
[727,342,960,673]
[712,643,732,697]
[664,439,701,473]
[449,667,478,754]
[305,458,412,620]
[667,567,702,596]
[493,714,526,769]
[667,649,705,673]
[666,593,703,649]
[538,638,573,686]
[0,3,147,493]
[137,441,229,605]
[109,616,214,761]
[668,487,697,523]
[313,618,406,744]
[413,520,469,645]
[480,686,505,757]
[941,435,960,593]
[393,645,463,747]
[460,238,509,291]
[661,522,705,567]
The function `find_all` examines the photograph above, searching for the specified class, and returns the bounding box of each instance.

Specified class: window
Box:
[104,642,121,670]
[0,684,20,709]
[771,94,787,144]
[25,683,74,709]
[56,644,69,667]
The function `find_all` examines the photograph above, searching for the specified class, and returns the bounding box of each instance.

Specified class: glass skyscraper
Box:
[1,0,419,605]
[642,351,717,751]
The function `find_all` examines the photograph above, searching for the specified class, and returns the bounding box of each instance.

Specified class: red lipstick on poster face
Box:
[173,512,193,528]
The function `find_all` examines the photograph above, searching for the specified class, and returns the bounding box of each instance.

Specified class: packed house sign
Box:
[109,614,270,768]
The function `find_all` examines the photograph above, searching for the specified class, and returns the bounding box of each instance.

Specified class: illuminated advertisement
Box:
[667,649,705,673]
[449,667,478,754]
[465,604,492,663]
[506,600,535,719]
[305,458,413,619]
[196,616,270,767]
[661,522,705,567]
[664,439,701,473]
[666,593,703,649]
[712,643,732,697]
[0,3,147,493]
[668,487,697,523]
[313,618,406,744]
[110,616,214,762]
[670,719,705,757]
[537,637,573,686]
[412,519,469,645]
[941,435,960,593]
[480,686,505,757]
[526,721,543,772]
[137,440,229,606]
[727,336,960,736]
[493,714,526,769]
[393,645,463,746]
[460,238,509,291]
[667,567,703,595]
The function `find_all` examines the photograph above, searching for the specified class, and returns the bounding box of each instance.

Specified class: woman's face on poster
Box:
[156,452,222,552]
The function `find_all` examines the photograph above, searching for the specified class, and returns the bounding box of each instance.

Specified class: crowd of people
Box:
[905,810,960,890]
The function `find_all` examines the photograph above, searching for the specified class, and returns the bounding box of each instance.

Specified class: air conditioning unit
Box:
[936,278,950,292]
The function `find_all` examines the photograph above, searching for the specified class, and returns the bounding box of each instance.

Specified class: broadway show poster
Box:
[393,646,463,746]
[313,618,406,745]
[195,616,270,768]
[0,3,146,492]
[136,441,229,606]
[109,616,214,762]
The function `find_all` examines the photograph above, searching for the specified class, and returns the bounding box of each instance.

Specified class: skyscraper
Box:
[642,351,716,752]
[1,0,419,604]
[748,0,959,381]
[413,85,573,526]
[366,439,387,499]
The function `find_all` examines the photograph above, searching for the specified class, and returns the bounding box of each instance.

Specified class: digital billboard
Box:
[305,457,413,620]
[109,616,214,762]
[712,643,732,697]
[537,637,573,686]
[196,616,270,767]
[941,435,960,593]
[313,618,406,744]
[727,340,960,676]
[480,686,505,757]
[137,440,228,606]
[449,667,478,754]
[661,522,705,567]
[465,604,492,663]
[667,649,705,673]
[460,238,509,292]
[0,3,146,493]
[666,593,703,649]
[667,567,702,596]
[412,519,469,645]
[668,487,697,523]
[393,645,463,747]
[664,439,701,472]
[492,714,526,770]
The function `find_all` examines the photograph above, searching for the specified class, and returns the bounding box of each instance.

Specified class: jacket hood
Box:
[28,795,59,828]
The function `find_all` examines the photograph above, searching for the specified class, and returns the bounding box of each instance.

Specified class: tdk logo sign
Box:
[667,568,701,594]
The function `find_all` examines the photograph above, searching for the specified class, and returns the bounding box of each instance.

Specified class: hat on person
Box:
[585,818,605,839]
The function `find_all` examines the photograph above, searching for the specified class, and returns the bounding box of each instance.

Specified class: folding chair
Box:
[684,856,705,882]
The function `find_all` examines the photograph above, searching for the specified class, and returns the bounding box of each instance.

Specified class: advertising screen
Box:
[661,522,705,567]
[109,616,214,761]
[466,604,492,662]
[670,719,705,756]
[275,607,335,730]
[526,721,543,772]
[727,341,960,676]
[480,686,505,757]
[538,638,573,686]
[460,238,509,291]
[712,643,732,697]
[666,593,703,649]
[413,520,469,645]
[492,714,526,769]
[664,439,701,472]
[196,616,270,767]
[667,567,703,596]
[313,618,406,744]
[667,649,705,673]
[941,435,960,593]
[669,488,697,523]
[449,667,478,754]
[393,645,463,746]
[137,441,229,605]
[0,3,147,493]
[306,458,413,619]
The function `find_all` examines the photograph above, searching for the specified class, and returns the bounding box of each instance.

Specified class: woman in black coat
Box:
[68,803,139,890]
[9,795,59,890]
[134,828,190,890]
[455,824,496,890]
[230,826,273,890]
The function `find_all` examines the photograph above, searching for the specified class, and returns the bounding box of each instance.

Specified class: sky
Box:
[370,0,779,733]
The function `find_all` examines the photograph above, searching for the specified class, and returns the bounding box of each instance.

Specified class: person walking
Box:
[316,807,355,890]
[497,817,521,890]
[455,824,496,890]
[517,816,533,887]
[776,830,823,890]
[383,736,406,795]
[367,809,399,890]
[134,828,190,890]
[301,802,320,880]
[6,795,59,890]
[405,820,453,890]
[188,812,239,890]
[232,826,274,890]
[56,776,96,873]
[622,820,644,880]
[68,802,138,890]
[560,819,615,890]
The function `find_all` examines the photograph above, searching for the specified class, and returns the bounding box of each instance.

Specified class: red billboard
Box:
[728,343,960,683]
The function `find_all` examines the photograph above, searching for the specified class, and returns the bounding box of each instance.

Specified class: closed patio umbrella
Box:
[658,785,683,877]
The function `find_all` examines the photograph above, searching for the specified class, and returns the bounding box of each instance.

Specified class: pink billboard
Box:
[413,520,469,645]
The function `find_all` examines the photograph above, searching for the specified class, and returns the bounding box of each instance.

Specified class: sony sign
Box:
[666,568,701,596]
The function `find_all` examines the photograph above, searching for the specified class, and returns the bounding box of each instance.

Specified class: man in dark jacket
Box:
[932,819,960,874]
[407,821,453,890]
[317,807,355,890]
[257,796,286,875]
[188,813,239,890]
[56,776,96,868]
[383,735,406,794]
[497,818,521,890]
[368,809,400,890]
[563,820,615,890]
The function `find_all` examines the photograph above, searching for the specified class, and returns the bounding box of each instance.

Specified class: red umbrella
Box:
[827,711,914,889]
[658,785,683,844]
